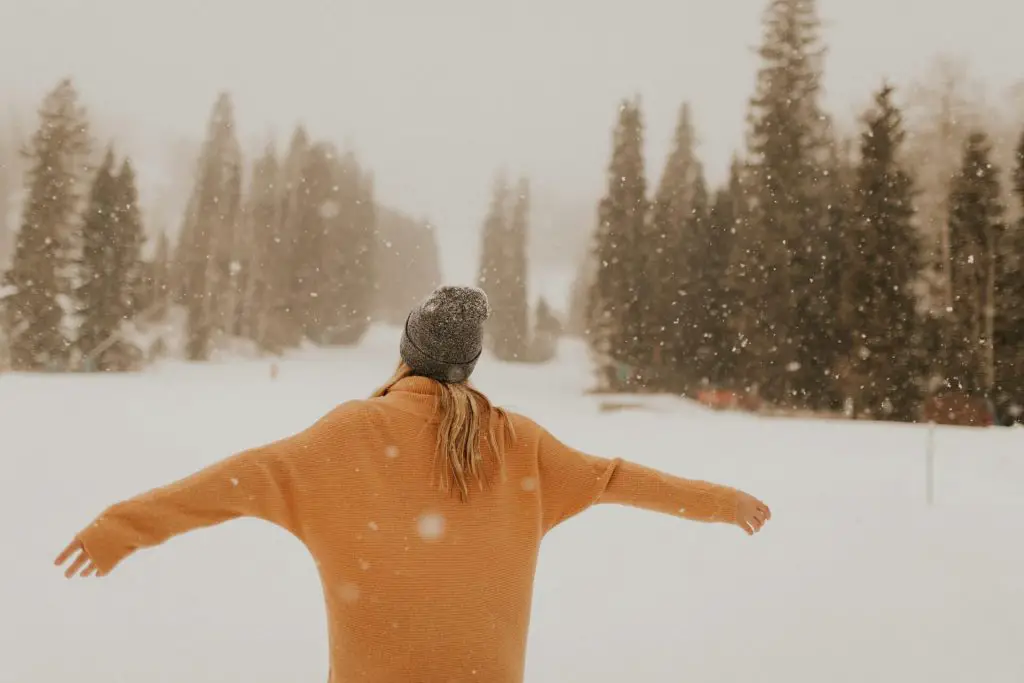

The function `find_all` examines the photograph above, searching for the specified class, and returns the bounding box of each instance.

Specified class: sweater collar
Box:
[389,376,443,396]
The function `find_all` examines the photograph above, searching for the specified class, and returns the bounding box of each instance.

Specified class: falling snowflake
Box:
[337,582,360,603]
[416,512,445,541]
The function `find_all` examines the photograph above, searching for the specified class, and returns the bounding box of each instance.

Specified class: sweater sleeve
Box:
[75,409,344,575]
[536,426,739,532]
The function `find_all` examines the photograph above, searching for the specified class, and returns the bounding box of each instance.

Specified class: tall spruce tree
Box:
[240,143,284,350]
[705,158,747,388]
[498,177,530,360]
[588,98,649,390]
[75,149,119,363]
[647,103,709,392]
[946,131,1005,393]
[992,128,1024,421]
[477,171,510,349]
[177,92,243,360]
[289,141,338,341]
[742,0,832,408]
[315,150,376,345]
[145,231,172,319]
[75,152,145,371]
[843,84,922,421]
[276,125,312,348]
[2,79,90,370]
[476,172,530,360]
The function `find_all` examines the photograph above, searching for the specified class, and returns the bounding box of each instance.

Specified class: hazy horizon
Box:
[3,0,1023,300]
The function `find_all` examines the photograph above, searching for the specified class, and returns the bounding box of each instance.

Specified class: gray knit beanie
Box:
[400,285,491,383]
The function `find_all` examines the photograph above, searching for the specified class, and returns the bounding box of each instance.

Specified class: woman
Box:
[56,285,770,683]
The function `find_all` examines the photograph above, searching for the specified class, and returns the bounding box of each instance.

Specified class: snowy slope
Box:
[2,325,1022,683]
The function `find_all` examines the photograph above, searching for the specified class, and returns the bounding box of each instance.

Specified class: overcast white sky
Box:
[2,0,1022,288]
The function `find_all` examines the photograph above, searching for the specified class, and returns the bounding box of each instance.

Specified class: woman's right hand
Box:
[55,539,102,578]
[735,492,771,535]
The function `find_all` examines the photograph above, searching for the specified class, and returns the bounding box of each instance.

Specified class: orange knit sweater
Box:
[77,376,741,683]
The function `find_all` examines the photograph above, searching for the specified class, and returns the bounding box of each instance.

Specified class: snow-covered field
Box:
[3,324,1022,683]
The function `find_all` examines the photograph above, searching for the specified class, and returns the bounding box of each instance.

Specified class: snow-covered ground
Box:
[3,324,1022,682]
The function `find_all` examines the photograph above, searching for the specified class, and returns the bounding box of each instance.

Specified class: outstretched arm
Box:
[56,407,348,578]
[537,426,770,534]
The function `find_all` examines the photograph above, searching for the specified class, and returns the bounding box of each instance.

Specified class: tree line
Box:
[578,0,1024,424]
[0,80,443,372]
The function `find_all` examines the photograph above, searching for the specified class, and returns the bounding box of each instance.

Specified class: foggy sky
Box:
[2,0,1022,292]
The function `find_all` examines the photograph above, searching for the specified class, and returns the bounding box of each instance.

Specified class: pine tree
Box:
[476,172,530,360]
[275,125,311,348]
[316,150,375,345]
[289,141,337,341]
[75,148,119,364]
[742,0,832,408]
[992,128,1024,421]
[113,159,145,320]
[287,141,375,346]
[705,158,747,388]
[946,131,1005,393]
[177,92,243,361]
[588,98,649,390]
[647,103,709,392]
[842,84,923,421]
[497,177,530,360]
[240,143,284,351]
[75,152,145,371]
[477,171,510,349]
[146,231,172,319]
[1,79,90,371]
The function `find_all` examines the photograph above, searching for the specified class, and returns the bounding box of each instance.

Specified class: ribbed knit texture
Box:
[77,376,741,683]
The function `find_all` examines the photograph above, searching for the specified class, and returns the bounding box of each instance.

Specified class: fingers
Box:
[54,540,81,566]
[64,551,89,578]
[57,541,101,578]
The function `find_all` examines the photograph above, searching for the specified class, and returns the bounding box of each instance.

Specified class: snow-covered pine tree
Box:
[176,92,243,360]
[587,98,648,391]
[844,83,923,420]
[648,102,710,393]
[947,131,1005,394]
[741,0,832,408]
[2,79,90,371]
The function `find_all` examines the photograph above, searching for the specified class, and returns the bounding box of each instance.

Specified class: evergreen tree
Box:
[177,92,243,360]
[946,131,1005,393]
[587,98,648,390]
[289,141,337,341]
[315,150,376,345]
[144,231,172,319]
[705,158,747,388]
[276,125,311,346]
[477,171,510,349]
[1,79,90,371]
[742,0,832,408]
[476,172,530,360]
[113,159,146,320]
[75,152,145,371]
[497,177,530,360]
[647,103,709,392]
[75,149,119,363]
[992,128,1024,421]
[843,84,923,421]
[240,143,285,351]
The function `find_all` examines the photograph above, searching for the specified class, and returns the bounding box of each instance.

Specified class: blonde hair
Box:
[371,361,516,501]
